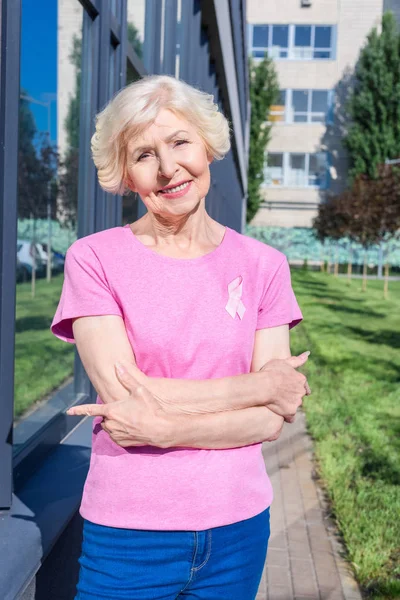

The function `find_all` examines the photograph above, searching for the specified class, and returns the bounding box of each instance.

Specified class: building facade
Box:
[0,1,249,598]
[247,0,390,228]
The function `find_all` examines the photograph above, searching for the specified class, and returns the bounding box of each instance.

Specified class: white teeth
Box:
[160,181,190,194]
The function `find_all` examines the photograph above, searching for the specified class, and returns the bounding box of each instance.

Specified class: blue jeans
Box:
[75,508,270,600]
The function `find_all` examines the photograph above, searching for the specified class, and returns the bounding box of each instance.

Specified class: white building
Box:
[247,0,394,228]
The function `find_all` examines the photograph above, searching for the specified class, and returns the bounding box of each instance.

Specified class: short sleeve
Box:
[256,257,303,330]
[50,242,123,343]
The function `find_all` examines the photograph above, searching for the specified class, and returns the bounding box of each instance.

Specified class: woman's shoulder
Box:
[67,226,125,257]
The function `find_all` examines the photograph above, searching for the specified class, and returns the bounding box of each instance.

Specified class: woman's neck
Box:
[129,211,225,258]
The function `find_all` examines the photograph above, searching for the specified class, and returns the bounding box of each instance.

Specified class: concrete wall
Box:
[247,0,339,24]
[248,0,386,228]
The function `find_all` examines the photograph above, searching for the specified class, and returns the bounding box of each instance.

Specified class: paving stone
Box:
[267,549,290,568]
[267,564,292,588]
[267,584,294,600]
[290,558,319,598]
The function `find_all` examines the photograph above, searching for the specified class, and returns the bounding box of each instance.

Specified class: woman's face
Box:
[125,108,212,218]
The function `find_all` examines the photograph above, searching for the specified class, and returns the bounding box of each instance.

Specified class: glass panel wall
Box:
[14,0,83,452]
[127,0,146,60]
[250,24,335,61]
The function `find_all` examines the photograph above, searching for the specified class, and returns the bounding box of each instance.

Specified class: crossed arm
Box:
[70,314,300,448]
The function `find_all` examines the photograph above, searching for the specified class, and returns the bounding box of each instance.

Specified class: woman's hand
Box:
[67,364,173,448]
[264,410,285,442]
[258,353,311,423]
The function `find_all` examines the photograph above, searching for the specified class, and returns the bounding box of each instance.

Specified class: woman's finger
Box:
[67,404,108,418]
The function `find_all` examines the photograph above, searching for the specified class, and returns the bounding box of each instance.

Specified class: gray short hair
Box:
[91,75,231,195]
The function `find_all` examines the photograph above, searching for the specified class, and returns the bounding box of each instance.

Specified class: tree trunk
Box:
[384,262,389,299]
[347,247,353,284]
[31,213,36,299]
[334,244,339,276]
[362,253,367,292]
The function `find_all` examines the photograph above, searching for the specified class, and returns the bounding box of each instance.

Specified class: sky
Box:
[20,0,57,143]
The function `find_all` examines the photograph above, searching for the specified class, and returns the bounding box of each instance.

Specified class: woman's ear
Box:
[207,152,214,166]
[124,174,136,193]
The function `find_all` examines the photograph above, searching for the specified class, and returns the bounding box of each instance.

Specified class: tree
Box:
[18,95,58,221]
[247,55,279,223]
[340,166,400,292]
[343,11,400,181]
[313,194,351,276]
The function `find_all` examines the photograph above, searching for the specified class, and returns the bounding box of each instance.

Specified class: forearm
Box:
[132,367,265,414]
[163,405,283,449]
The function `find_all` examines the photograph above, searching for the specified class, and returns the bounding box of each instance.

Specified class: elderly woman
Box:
[51,75,309,600]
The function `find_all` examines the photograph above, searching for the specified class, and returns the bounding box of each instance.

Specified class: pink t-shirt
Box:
[51,224,302,531]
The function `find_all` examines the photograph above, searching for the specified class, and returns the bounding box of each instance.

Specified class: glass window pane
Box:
[313,50,331,59]
[272,25,288,49]
[311,90,328,113]
[253,49,267,58]
[289,154,306,186]
[292,90,308,112]
[253,25,269,47]
[294,114,308,122]
[291,154,305,169]
[269,90,286,122]
[127,0,145,59]
[15,0,83,451]
[265,153,283,186]
[309,152,327,187]
[294,25,311,47]
[315,26,331,48]
[268,154,283,168]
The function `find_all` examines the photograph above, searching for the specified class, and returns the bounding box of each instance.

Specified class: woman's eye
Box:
[137,153,150,161]
[175,139,189,147]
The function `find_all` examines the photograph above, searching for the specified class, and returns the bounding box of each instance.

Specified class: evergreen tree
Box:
[18,93,58,220]
[247,55,279,223]
[344,11,400,180]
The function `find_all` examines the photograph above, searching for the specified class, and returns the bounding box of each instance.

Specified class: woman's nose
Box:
[158,153,177,179]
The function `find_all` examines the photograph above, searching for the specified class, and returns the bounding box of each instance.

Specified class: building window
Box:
[310,90,331,122]
[269,90,286,122]
[288,89,332,123]
[251,24,335,60]
[291,90,309,122]
[288,153,307,186]
[270,25,289,58]
[264,153,284,186]
[308,152,329,187]
[269,89,333,124]
[314,26,332,59]
[264,152,329,188]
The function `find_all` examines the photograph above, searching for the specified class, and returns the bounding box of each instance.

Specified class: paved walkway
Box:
[256,411,363,600]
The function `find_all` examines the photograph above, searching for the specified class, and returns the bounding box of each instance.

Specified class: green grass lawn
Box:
[14,274,74,418]
[290,270,400,599]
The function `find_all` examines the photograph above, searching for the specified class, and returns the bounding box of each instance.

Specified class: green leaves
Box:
[247,55,279,223]
[344,11,400,181]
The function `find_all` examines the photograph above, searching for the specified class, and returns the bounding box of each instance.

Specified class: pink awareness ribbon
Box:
[225,276,246,320]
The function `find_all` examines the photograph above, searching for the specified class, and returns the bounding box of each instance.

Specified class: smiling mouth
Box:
[158,181,191,194]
